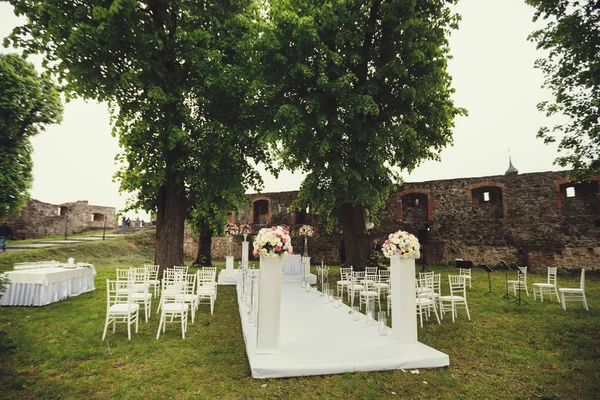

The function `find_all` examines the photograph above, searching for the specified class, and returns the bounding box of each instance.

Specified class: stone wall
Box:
[4,199,117,239]
[183,171,600,271]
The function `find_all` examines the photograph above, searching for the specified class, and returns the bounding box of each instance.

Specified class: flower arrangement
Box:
[252,226,293,258]
[224,223,239,236]
[239,224,252,235]
[382,230,420,259]
[299,225,314,237]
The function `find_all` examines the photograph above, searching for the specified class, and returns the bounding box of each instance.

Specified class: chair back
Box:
[107,279,132,306]
[144,264,160,280]
[517,266,528,284]
[164,268,186,281]
[459,268,471,277]
[365,267,378,277]
[433,273,441,295]
[340,267,353,281]
[580,268,586,290]
[547,267,557,285]
[448,275,467,297]
[173,265,189,274]
[116,268,132,282]
[197,269,216,286]
[378,270,390,281]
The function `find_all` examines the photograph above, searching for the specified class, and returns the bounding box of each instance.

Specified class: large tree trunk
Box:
[338,202,371,268]
[154,183,186,273]
[194,233,213,266]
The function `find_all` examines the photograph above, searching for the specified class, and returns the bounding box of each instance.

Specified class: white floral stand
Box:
[256,255,284,353]
[226,256,234,272]
[242,234,249,267]
[390,256,418,345]
[301,256,310,284]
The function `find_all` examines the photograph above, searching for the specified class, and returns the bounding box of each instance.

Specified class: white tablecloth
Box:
[1,266,96,306]
[283,255,302,276]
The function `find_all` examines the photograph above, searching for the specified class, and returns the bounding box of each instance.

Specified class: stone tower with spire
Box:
[505,156,518,175]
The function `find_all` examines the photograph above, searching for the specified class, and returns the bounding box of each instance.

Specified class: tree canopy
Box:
[257,0,465,265]
[5,0,266,268]
[0,53,63,220]
[527,0,600,179]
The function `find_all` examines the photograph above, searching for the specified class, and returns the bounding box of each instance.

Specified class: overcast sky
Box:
[0,0,562,220]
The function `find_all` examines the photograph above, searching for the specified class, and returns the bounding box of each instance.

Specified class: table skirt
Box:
[1,275,96,306]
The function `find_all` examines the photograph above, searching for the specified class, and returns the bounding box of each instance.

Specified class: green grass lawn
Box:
[1,232,599,399]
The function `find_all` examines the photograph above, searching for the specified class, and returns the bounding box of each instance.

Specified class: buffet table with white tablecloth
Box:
[1,265,96,306]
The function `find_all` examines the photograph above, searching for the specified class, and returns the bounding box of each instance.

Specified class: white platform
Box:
[237,281,449,378]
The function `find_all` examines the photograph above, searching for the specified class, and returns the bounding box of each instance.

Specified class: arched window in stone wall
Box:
[556,178,600,217]
[397,190,432,223]
[467,183,506,218]
[92,213,105,222]
[252,198,271,224]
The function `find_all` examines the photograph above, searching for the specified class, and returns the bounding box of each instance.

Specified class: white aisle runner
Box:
[237,281,449,379]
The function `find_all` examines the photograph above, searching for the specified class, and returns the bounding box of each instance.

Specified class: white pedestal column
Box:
[390,256,418,345]
[256,255,283,353]
[226,256,234,271]
[301,256,311,281]
[242,241,249,267]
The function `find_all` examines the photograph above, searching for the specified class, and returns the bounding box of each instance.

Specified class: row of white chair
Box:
[508,266,588,310]
[102,266,217,341]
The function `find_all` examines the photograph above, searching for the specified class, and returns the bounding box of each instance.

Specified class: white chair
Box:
[102,279,139,341]
[181,273,199,323]
[144,264,161,298]
[156,280,188,339]
[459,268,472,289]
[532,267,559,303]
[438,275,471,323]
[359,275,380,312]
[507,266,529,297]
[201,267,218,299]
[337,267,353,298]
[416,276,440,327]
[347,271,365,305]
[196,269,217,315]
[372,270,390,308]
[559,269,589,311]
[129,269,153,323]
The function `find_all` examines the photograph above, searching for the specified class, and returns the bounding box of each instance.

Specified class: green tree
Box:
[258,0,465,266]
[0,53,63,220]
[527,0,600,179]
[5,0,264,268]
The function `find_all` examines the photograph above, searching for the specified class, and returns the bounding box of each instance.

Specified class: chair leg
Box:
[583,294,589,311]
[127,315,132,341]
[102,315,110,341]
[156,315,163,339]
[561,293,566,311]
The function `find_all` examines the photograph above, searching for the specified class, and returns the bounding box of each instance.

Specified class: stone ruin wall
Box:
[183,170,600,271]
[4,199,117,239]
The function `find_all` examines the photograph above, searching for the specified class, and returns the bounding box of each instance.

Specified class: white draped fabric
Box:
[1,266,96,306]
[283,255,302,275]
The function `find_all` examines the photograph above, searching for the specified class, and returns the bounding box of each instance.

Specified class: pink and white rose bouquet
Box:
[382,230,420,259]
[224,223,239,236]
[253,225,293,258]
[299,225,314,237]
[239,224,252,235]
